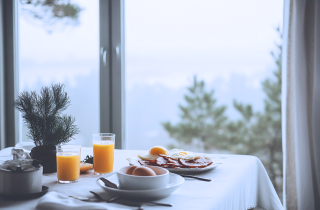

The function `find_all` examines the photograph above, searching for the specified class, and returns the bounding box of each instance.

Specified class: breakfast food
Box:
[128,146,213,169]
[138,146,168,160]
[126,166,138,175]
[126,166,157,176]
[80,162,93,173]
[131,166,156,176]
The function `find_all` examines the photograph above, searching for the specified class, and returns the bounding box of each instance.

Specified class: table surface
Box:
[0,147,283,210]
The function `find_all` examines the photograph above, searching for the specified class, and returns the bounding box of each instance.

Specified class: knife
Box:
[173,173,211,182]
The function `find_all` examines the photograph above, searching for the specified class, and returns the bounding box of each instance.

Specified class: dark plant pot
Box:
[30,147,56,173]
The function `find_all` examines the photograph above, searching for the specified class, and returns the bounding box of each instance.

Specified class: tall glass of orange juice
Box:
[56,145,81,183]
[93,133,115,175]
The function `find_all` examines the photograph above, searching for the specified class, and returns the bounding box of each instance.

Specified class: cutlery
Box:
[89,191,119,202]
[90,191,173,207]
[175,174,211,182]
[99,177,118,189]
[69,196,99,202]
[70,195,142,209]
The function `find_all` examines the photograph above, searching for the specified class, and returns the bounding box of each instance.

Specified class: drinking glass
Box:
[56,144,81,183]
[92,133,115,175]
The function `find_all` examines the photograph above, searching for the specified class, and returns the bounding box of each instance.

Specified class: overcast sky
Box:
[18,0,283,147]
[125,0,283,91]
[19,0,283,91]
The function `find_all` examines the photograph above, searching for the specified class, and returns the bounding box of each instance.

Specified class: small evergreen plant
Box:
[14,83,79,150]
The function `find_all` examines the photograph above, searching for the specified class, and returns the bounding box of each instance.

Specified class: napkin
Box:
[36,191,128,210]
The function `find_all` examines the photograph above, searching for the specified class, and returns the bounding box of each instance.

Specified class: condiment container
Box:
[0,162,43,195]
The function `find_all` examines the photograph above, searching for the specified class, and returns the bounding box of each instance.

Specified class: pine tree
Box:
[162,76,228,151]
[162,28,283,199]
[228,28,282,197]
[20,0,82,26]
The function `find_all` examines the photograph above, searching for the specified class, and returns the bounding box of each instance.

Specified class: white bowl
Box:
[117,166,169,190]
[97,172,184,200]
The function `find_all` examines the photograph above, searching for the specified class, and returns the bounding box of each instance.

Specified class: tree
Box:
[20,0,82,27]
[162,77,229,151]
[228,28,282,196]
[162,28,283,199]
[14,83,80,150]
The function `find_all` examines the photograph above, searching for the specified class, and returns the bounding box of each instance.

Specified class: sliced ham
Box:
[138,159,157,166]
[136,155,213,169]
[156,157,168,166]
[178,157,213,168]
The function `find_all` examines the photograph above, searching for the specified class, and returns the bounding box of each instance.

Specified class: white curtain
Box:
[282,0,320,209]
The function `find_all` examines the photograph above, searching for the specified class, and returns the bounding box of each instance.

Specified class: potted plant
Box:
[14,83,79,173]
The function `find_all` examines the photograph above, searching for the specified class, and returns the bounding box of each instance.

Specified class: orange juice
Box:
[56,152,80,181]
[93,142,114,174]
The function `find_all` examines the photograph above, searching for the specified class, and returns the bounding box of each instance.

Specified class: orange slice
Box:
[80,162,93,173]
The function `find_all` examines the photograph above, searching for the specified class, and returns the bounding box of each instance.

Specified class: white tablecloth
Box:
[0,147,283,210]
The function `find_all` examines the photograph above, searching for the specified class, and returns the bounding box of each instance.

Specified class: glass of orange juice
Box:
[56,145,81,183]
[93,133,115,175]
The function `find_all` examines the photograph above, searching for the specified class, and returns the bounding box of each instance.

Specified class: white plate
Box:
[96,172,184,200]
[127,156,221,174]
[166,162,221,174]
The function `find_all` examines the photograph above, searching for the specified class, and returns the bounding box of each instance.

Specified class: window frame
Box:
[0,0,125,149]
[0,0,19,149]
[100,0,125,149]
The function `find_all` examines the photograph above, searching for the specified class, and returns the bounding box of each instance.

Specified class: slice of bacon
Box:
[138,159,157,166]
[136,156,213,169]
[156,157,168,166]
[178,157,213,168]
[158,154,170,160]
[167,157,183,167]
[158,154,184,167]
[156,157,177,168]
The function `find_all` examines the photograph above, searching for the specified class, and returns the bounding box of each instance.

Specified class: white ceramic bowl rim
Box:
[118,166,169,178]
[98,172,184,192]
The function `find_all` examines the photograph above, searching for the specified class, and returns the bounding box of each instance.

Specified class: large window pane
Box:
[18,0,99,147]
[125,0,283,199]
[125,0,283,149]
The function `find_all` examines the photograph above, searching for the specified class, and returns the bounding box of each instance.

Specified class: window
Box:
[1,0,283,199]
[18,0,100,147]
[0,0,123,149]
[125,0,283,199]
[125,0,283,150]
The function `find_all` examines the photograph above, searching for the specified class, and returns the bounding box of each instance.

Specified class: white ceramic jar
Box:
[0,160,43,195]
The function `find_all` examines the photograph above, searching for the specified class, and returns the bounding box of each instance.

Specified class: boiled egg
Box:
[132,166,156,176]
[138,146,168,160]
[126,166,138,175]
[167,149,200,160]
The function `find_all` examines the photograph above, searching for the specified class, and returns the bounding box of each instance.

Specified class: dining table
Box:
[0,147,283,210]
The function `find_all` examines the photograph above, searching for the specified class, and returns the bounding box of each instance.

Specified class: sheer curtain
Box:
[282,0,320,209]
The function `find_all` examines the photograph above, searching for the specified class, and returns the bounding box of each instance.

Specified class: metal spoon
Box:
[89,191,119,202]
[69,196,99,202]
[99,177,118,189]
[90,191,173,207]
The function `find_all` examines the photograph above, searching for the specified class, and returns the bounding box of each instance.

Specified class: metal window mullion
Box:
[0,1,4,150]
[0,0,19,149]
[100,0,125,149]
[99,0,112,136]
